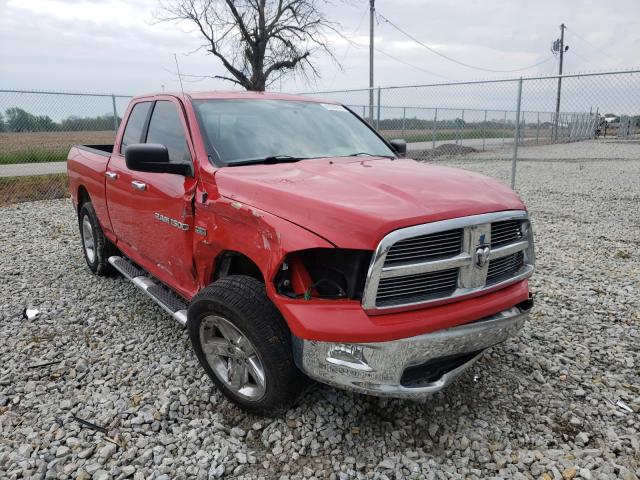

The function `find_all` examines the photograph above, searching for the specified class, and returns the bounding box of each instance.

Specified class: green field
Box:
[0,150,68,165]
[0,128,517,166]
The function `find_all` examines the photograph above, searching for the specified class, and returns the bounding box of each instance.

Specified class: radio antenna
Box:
[174,53,185,95]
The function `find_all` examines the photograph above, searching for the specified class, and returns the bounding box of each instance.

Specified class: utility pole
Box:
[553,23,567,139]
[369,0,375,125]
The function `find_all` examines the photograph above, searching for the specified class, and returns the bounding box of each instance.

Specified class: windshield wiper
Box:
[347,152,395,158]
[228,155,308,166]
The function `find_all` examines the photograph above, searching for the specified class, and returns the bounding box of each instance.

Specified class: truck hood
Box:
[215,157,526,250]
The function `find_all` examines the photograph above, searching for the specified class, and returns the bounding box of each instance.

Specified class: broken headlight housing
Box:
[275,248,373,300]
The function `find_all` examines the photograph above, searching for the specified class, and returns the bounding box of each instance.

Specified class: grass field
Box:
[0,151,68,165]
[0,174,68,206]
[0,130,115,165]
[0,126,563,165]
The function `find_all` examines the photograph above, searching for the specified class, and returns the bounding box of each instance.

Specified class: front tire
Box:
[188,276,306,415]
[78,201,115,275]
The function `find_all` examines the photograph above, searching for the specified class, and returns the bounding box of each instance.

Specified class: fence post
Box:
[569,114,575,141]
[401,107,406,138]
[536,112,540,144]
[502,111,507,146]
[376,87,381,130]
[482,109,487,151]
[111,94,119,133]
[511,77,523,190]
[432,108,438,149]
[459,109,465,145]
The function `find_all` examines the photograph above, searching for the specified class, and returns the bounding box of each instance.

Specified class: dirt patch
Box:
[0,174,68,206]
[408,143,478,161]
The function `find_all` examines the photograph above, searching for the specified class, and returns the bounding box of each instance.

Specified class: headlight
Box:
[275,248,373,300]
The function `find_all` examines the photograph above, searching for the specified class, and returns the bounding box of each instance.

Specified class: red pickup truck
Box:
[67,91,534,414]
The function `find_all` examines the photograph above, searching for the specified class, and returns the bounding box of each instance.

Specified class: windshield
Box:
[193,99,396,165]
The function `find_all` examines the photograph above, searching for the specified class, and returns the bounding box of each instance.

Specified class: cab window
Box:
[120,101,151,153]
[145,101,192,164]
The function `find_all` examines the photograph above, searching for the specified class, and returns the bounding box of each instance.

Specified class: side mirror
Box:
[389,139,407,156]
[125,143,191,176]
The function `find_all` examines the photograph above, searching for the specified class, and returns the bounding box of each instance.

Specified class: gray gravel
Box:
[1,140,639,479]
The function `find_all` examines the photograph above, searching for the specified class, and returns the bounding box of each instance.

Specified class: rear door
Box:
[106,97,199,296]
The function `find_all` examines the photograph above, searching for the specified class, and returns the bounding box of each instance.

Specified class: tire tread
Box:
[79,202,116,276]
[188,275,306,416]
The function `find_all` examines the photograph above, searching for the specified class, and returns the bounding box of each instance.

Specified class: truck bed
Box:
[74,144,114,156]
[67,144,115,238]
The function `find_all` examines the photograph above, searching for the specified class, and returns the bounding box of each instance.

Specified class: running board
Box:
[108,256,188,326]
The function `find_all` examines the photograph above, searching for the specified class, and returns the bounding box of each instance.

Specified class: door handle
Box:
[131,180,147,191]
[105,171,118,180]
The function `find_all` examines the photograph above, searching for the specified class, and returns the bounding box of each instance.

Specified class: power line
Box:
[568,28,624,64]
[567,48,597,69]
[374,47,451,80]
[549,54,557,75]
[377,12,554,73]
[328,7,368,89]
[162,67,221,84]
[337,30,451,81]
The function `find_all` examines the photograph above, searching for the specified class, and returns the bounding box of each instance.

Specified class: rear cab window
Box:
[120,101,152,153]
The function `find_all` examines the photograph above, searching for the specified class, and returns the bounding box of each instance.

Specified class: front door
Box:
[106,98,199,297]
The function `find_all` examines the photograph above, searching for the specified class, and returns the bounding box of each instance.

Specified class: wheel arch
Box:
[77,185,91,212]
[211,250,264,284]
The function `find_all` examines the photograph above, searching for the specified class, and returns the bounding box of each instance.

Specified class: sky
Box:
[0,0,639,97]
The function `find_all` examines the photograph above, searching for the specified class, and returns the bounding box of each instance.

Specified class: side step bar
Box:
[108,256,188,326]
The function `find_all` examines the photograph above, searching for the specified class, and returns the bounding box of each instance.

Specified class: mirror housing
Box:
[125,143,191,176]
[389,139,407,156]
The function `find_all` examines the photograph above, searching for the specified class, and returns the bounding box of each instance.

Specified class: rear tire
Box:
[78,201,115,276]
[188,275,307,416]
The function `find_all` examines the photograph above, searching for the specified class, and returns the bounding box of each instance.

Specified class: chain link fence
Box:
[0,90,131,206]
[1,69,639,205]
[301,69,640,187]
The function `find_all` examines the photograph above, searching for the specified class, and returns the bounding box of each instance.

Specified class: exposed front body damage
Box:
[191,189,334,297]
[67,90,534,400]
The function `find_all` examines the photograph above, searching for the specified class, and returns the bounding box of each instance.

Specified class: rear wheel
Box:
[78,201,115,275]
[188,275,307,415]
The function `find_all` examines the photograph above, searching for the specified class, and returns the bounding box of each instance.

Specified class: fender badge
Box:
[195,226,207,236]
[154,212,189,231]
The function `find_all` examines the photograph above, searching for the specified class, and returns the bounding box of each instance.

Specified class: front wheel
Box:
[188,276,307,415]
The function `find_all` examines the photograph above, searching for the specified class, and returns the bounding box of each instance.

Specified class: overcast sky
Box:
[1,0,638,96]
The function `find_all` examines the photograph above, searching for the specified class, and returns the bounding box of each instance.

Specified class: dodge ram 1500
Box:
[67,91,534,414]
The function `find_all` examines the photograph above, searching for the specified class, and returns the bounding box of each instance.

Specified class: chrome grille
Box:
[384,229,463,266]
[363,211,535,312]
[487,251,524,283]
[491,220,522,247]
[376,268,459,306]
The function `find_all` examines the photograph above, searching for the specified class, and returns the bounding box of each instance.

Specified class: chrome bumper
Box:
[292,305,529,399]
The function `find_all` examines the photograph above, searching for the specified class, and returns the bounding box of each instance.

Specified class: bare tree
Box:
[157,0,340,91]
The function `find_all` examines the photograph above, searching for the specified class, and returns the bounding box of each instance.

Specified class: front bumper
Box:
[292,304,530,398]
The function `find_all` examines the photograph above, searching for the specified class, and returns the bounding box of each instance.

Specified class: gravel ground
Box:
[1,140,638,479]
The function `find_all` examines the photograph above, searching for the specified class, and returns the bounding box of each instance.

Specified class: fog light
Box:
[326,344,372,371]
